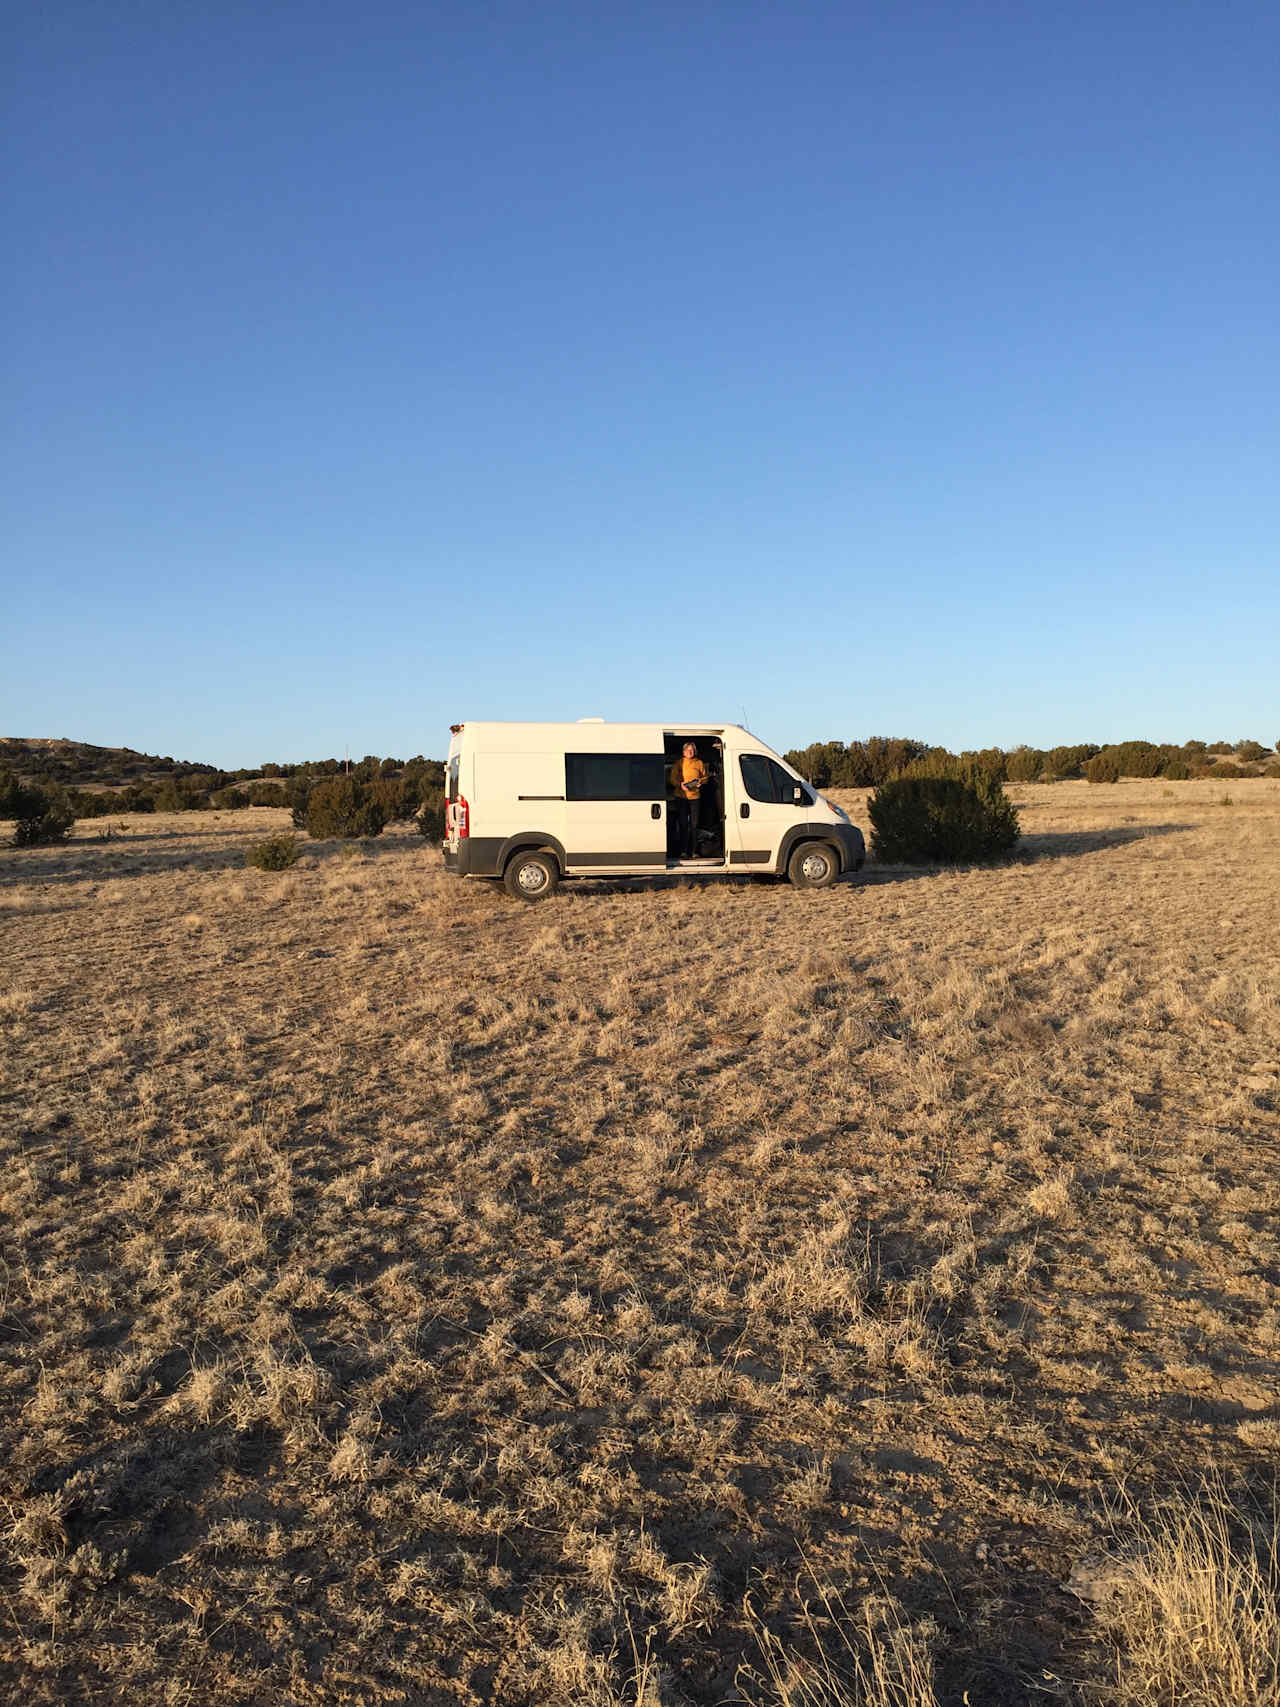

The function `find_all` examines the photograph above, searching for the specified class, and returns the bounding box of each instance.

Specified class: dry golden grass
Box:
[742,1575,940,1706]
[1,780,1278,1704]
[1096,1480,1279,1707]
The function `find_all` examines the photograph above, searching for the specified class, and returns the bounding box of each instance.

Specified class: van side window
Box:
[740,754,813,805]
[566,753,666,801]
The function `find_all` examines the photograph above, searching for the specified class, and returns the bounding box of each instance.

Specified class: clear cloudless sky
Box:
[5,1,1278,766]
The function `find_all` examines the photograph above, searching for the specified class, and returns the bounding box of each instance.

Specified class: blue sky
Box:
[5,1,1277,766]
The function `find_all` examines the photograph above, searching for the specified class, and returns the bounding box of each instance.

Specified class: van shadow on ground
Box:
[570,822,1195,896]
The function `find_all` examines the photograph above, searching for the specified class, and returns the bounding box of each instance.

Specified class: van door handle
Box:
[651,803,661,819]
[740,803,750,818]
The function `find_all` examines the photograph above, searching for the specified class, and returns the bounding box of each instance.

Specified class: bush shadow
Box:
[1013,821,1194,859]
[858,821,1194,885]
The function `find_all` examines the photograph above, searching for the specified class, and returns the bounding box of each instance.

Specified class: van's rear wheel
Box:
[787,842,837,889]
[503,851,559,901]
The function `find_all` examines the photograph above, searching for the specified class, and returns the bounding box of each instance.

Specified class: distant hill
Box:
[1,740,446,818]
[0,738,225,786]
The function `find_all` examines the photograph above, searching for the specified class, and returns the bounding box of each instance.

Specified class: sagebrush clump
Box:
[868,774,1019,865]
[245,832,302,870]
[300,777,386,840]
[416,791,445,841]
[0,772,76,846]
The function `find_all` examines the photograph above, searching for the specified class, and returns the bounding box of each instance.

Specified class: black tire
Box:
[503,850,560,902]
[787,841,837,890]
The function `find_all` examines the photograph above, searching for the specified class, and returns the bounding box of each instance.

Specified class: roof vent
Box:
[576,716,605,723]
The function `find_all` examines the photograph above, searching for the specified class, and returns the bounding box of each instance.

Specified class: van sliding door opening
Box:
[663,734,726,863]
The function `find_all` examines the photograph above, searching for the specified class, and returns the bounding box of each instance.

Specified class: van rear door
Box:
[562,743,668,871]
[443,742,464,855]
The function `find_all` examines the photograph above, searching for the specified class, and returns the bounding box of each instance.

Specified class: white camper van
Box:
[442,722,865,900]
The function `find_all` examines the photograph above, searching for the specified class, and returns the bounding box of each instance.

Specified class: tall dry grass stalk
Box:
[741,1579,938,1707]
[1098,1483,1280,1707]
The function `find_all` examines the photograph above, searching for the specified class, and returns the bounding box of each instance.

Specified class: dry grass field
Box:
[2,780,1278,1705]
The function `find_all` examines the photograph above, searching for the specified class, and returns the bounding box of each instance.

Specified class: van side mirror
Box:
[793,785,804,804]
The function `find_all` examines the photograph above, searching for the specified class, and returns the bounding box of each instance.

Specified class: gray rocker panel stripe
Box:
[450,831,846,879]
[565,850,666,867]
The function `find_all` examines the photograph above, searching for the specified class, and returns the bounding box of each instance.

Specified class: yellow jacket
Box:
[670,756,708,801]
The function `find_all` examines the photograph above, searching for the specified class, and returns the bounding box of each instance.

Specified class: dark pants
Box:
[671,798,694,857]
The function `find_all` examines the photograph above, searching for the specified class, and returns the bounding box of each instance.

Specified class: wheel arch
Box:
[774,823,847,876]
[498,831,568,877]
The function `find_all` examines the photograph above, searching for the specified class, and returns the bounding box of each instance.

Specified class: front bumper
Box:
[834,823,866,872]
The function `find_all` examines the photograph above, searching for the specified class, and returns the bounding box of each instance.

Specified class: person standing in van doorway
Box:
[670,741,707,858]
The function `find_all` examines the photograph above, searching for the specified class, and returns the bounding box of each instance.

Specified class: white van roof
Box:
[450,721,772,753]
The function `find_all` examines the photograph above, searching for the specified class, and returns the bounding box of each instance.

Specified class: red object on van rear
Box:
[456,796,469,838]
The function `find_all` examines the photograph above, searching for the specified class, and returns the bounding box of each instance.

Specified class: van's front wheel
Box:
[787,842,837,890]
[503,851,560,902]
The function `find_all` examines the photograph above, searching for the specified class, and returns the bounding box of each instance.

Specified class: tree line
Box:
[5,732,1277,850]
[62,755,445,819]
[1,754,447,847]
[783,736,1279,787]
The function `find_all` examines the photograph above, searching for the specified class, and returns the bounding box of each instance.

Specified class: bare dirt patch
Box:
[2,783,1278,1703]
